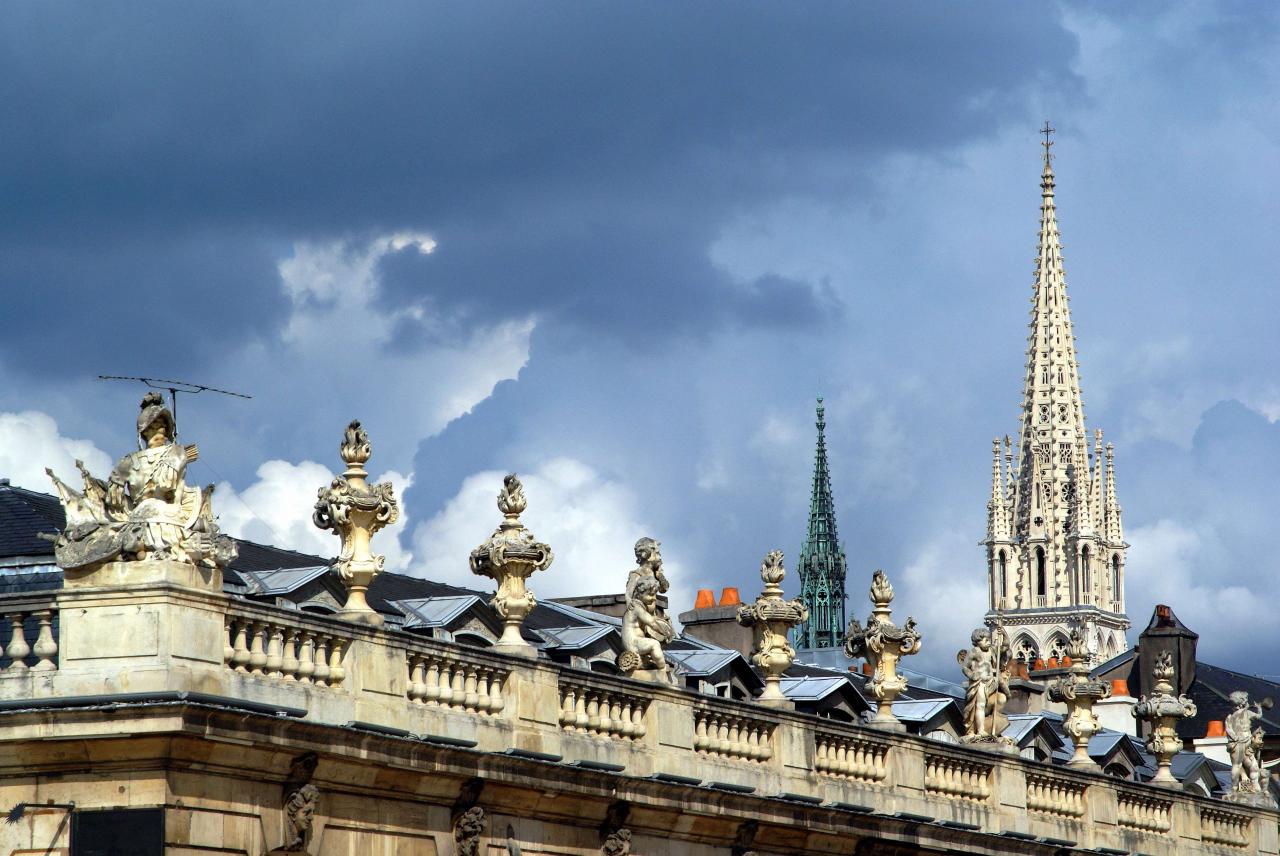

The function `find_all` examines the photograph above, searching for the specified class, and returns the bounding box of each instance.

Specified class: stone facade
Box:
[1,572,1275,855]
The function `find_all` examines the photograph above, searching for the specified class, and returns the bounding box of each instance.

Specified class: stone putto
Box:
[45,392,237,577]
[469,474,554,656]
[956,624,1014,749]
[843,569,922,730]
[1048,627,1112,770]
[313,420,400,625]
[1133,651,1198,786]
[619,575,675,682]
[1224,690,1275,806]
[736,550,808,707]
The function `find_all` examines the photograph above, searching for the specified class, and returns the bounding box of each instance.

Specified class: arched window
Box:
[998,551,1008,599]
[1035,547,1046,597]
[1111,554,1121,604]
[1081,545,1091,600]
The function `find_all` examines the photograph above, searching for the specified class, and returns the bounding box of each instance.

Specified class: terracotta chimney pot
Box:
[1033,658,1046,671]
[1046,657,1059,669]
[1111,679,1131,697]
[1205,720,1226,738]
[718,587,741,606]
[694,589,716,609]
[1061,655,1073,667]
[861,662,873,676]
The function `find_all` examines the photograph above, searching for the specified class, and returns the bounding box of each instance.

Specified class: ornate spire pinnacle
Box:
[983,129,1130,666]
[794,397,849,649]
[1104,442,1123,542]
[987,438,1011,541]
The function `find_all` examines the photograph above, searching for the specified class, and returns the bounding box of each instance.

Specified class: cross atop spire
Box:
[793,396,848,650]
[1041,121,1055,169]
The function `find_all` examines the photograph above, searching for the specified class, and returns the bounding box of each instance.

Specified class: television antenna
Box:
[97,375,252,436]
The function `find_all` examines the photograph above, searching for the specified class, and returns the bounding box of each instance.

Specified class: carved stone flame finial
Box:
[470,473,553,657]
[1132,650,1197,786]
[737,550,807,707]
[314,420,399,626]
[1049,627,1112,770]
[843,569,921,731]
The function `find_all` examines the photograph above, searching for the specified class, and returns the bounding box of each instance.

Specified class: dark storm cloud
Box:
[0,3,1080,373]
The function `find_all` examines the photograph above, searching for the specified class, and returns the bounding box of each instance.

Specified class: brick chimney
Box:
[678,587,753,657]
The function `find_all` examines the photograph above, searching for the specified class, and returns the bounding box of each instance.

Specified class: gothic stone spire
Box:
[793,397,849,649]
[984,127,1130,667]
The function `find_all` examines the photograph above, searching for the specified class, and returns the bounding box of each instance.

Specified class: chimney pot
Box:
[1046,657,1059,669]
[718,587,741,607]
[693,589,715,609]
[1110,679,1130,697]
[861,662,873,676]
[1061,655,1073,667]
[1033,658,1046,671]
[1205,720,1226,738]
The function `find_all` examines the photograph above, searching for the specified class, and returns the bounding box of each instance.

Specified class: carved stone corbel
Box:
[600,800,631,855]
[269,752,319,855]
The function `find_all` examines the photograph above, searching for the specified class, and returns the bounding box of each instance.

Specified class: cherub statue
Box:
[618,576,674,680]
[625,536,670,614]
[1226,690,1273,801]
[44,393,236,572]
[956,625,1012,744]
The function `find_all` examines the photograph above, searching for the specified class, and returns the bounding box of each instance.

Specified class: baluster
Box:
[618,699,634,737]
[312,637,331,686]
[727,718,741,755]
[296,632,316,683]
[31,610,57,671]
[223,617,235,664]
[5,613,30,671]
[475,669,492,713]
[630,700,645,737]
[450,663,466,706]
[231,618,252,671]
[694,715,709,751]
[488,670,505,714]
[422,659,441,703]
[247,622,268,674]
[328,638,346,685]
[716,716,730,755]
[408,656,426,702]
[586,692,601,733]
[609,698,624,736]
[559,687,575,728]
[281,630,299,680]
[463,666,479,711]
[264,625,284,676]
[438,662,455,705]
[597,694,613,735]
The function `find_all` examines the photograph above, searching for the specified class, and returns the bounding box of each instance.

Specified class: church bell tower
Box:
[984,127,1130,666]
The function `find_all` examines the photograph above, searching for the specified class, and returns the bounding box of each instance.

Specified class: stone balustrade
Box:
[924,753,993,802]
[813,728,889,784]
[1200,807,1252,849]
[1,602,58,673]
[1117,787,1172,833]
[558,678,648,739]
[224,607,351,686]
[407,648,506,715]
[1025,771,1087,818]
[692,704,775,762]
[3,581,1276,855]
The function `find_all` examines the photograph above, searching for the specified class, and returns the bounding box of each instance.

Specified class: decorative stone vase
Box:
[843,569,922,731]
[1048,628,1112,770]
[470,474,554,657]
[737,550,808,708]
[313,421,400,626]
[1133,651,1197,785]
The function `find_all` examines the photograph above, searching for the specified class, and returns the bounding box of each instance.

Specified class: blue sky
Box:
[1,2,1277,677]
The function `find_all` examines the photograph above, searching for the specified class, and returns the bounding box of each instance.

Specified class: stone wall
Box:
[0,566,1275,855]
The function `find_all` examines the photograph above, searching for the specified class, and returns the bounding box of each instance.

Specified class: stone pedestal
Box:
[62,558,222,592]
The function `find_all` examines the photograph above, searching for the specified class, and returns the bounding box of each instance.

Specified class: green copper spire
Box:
[793,397,849,649]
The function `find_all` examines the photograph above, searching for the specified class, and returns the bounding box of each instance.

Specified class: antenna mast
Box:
[97,376,252,436]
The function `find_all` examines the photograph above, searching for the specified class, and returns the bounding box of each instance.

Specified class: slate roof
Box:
[0,482,64,559]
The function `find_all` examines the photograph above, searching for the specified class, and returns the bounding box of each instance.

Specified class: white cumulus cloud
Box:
[216,460,413,571]
[411,457,691,614]
[0,411,113,493]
